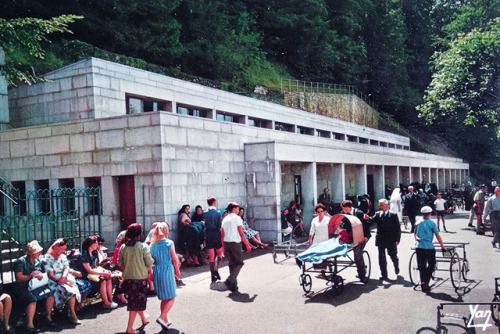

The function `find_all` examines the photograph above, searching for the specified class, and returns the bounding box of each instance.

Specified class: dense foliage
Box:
[0,14,81,86]
[1,0,499,177]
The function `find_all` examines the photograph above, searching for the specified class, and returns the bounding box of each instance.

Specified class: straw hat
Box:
[27,240,43,255]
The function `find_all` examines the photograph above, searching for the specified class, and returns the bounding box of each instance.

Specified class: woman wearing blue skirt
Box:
[150,222,181,330]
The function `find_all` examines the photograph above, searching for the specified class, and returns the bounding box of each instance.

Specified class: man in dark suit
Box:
[370,198,401,280]
[404,186,421,233]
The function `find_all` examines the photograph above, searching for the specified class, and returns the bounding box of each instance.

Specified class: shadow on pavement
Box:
[227,292,258,303]
[303,279,378,306]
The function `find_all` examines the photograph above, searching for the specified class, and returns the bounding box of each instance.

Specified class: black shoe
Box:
[468,224,474,227]
[215,271,221,281]
[421,282,431,293]
[395,267,400,275]
[379,276,388,281]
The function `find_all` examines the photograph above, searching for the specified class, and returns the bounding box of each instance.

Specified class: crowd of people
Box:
[306,182,500,293]
[8,197,260,334]
[5,185,498,333]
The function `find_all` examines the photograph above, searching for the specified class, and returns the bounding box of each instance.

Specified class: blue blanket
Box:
[296,238,350,265]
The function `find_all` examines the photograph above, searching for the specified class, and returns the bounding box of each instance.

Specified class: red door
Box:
[118,175,136,230]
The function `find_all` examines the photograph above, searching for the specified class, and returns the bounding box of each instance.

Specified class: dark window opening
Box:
[275,121,294,133]
[248,117,271,129]
[177,104,211,118]
[297,126,314,135]
[126,94,171,114]
[316,130,331,138]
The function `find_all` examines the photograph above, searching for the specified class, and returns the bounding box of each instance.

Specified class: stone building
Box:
[0,57,469,246]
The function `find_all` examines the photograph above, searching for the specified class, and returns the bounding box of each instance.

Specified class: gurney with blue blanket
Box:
[296,214,371,295]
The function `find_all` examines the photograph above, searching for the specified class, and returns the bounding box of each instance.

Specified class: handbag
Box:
[28,272,49,291]
[87,267,111,282]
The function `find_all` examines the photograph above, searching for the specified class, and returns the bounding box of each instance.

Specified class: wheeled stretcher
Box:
[295,214,371,295]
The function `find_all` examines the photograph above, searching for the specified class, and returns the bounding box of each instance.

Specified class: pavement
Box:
[22,211,500,334]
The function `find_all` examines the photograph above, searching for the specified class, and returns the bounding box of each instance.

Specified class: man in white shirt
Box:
[221,202,252,293]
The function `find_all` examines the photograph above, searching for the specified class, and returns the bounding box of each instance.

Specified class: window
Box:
[316,130,331,138]
[275,121,294,133]
[126,94,171,114]
[380,142,388,147]
[84,177,102,216]
[347,135,358,143]
[359,137,368,144]
[177,104,211,118]
[297,126,313,135]
[248,117,271,129]
[34,179,50,214]
[216,111,243,123]
[370,140,379,146]
[333,133,345,140]
[11,181,26,215]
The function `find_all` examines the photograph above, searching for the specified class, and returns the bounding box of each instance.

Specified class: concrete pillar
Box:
[331,164,343,204]
[0,47,10,130]
[302,162,316,230]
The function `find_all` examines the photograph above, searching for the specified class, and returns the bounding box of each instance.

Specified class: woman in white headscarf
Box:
[390,187,403,223]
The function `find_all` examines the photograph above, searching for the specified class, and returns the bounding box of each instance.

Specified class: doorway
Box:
[118,175,136,230]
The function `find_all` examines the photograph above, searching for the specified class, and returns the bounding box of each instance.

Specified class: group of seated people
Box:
[177,204,268,266]
[281,201,306,238]
[13,234,127,333]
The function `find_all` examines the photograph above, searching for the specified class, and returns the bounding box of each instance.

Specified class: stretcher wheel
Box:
[461,259,469,281]
[408,251,420,287]
[332,275,344,295]
[450,253,464,289]
[300,274,312,293]
[361,250,371,283]
[491,295,500,323]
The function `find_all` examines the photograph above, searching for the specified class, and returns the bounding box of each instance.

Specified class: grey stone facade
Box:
[1,58,469,247]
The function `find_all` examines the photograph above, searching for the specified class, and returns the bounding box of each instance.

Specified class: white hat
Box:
[421,206,432,214]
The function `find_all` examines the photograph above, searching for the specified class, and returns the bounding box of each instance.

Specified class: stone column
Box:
[0,47,10,130]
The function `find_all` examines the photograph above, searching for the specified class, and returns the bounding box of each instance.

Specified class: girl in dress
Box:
[150,223,181,329]
[118,224,155,334]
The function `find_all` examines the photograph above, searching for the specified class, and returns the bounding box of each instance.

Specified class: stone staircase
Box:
[0,229,23,284]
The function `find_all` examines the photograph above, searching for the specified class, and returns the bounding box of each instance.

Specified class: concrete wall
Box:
[284,92,380,128]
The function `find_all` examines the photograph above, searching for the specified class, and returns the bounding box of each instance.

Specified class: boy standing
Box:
[221,202,252,293]
[434,193,448,232]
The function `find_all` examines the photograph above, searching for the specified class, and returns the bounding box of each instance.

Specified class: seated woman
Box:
[43,238,82,325]
[287,201,305,237]
[191,205,204,222]
[73,236,117,309]
[0,291,14,334]
[178,204,202,266]
[238,207,268,249]
[14,240,55,333]
[94,236,128,304]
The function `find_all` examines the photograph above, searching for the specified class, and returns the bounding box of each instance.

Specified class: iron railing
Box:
[0,183,102,284]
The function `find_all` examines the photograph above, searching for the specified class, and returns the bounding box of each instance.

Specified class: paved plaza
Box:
[48,212,498,334]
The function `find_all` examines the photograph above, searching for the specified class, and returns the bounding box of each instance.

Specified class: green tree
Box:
[0,15,81,86]
[418,18,500,164]
[363,0,415,121]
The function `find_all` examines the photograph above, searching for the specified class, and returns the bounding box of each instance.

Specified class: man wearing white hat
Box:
[414,206,446,293]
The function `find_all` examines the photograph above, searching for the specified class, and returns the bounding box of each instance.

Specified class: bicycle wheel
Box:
[409,251,420,287]
[361,250,371,283]
[492,295,499,323]
[450,253,463,289]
